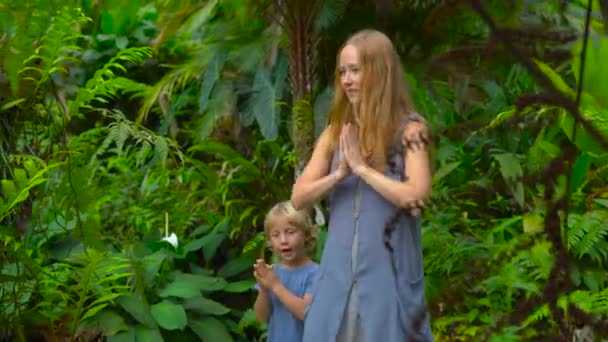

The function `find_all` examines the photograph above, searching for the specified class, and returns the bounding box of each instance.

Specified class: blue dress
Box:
[257,262,319,342]
[302,116,434,342]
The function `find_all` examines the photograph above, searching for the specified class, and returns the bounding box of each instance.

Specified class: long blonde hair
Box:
[327,29,417,170]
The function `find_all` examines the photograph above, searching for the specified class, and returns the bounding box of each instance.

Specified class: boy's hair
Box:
[263,201,318,255]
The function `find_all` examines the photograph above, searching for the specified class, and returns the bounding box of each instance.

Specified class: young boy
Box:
[254,201,320,342]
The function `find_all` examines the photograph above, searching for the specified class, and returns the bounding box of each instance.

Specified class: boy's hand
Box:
[254,260,280,291]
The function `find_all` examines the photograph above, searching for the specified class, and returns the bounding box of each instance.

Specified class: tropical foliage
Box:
[1,0,607,341]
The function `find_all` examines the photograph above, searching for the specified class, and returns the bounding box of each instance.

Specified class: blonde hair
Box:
[327,29,417,171]
[263,201,318,255]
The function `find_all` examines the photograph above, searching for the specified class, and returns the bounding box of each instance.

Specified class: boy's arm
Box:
[270,283,312,321]
[254,287,271,323]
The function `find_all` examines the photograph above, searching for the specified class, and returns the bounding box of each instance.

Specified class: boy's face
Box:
[268,215,307,267]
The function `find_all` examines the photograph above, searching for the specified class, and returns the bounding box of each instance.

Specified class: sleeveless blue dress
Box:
[302,116,434,342]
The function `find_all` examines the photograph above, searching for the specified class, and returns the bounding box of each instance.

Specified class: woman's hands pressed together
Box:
[340,123,368,176]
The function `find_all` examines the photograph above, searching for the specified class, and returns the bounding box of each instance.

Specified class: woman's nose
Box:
[342,74,352,86]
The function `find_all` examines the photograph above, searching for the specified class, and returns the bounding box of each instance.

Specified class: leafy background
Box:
[1,0,607,341]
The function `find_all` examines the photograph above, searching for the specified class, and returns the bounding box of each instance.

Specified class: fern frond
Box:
[138,57,208,122]
[567,210,608,262]
[153,136,169,165]
[522,303,551,327]
[242,232,266,256]
[71,47,152,116]
[36,249,132,338]
[18,7,90,88]
[107,121,135,155]
[568,288,608,316]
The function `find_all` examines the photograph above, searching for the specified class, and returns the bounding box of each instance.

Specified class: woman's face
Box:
[339,44,361,105]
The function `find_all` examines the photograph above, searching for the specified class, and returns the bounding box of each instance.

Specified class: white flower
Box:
[161,212,179,248]
[162,232,179,248]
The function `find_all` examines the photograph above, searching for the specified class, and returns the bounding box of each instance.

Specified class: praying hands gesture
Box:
[339,121,430,214]
[253,259,280,291]
[340,123,367,176]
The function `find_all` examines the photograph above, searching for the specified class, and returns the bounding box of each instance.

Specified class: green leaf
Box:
[178,0,219,36]
[143,251,166,284]
[94,309,129,336]
[570,152,590,193]
[582,271,600,292]
[183,296,230,315]
[0,98,26,111]
[199,52,225,113]
[523,213,543,234]
[432,161,460,185]
[150,300,187,331]
[183,218,230,260]
[107,328,135,342]
[593,198,608,208]
[12,168,28,189]
[249,67,278,140]
[560,108,608,157]
[173,272,228,292]
[218,257,254,279]
[313,85,333,138]
[493,153,524,207]
[159,279,201,299]
[23,159,38,178]
[81,303,111,323]
[133,326,164,342]
[534,59,574,98]
[315,0,349,31]
[189,317,233,342]
[573,37,608,108]
[1,180,17,202]
[116,295,157,328]
[223,280,256,293]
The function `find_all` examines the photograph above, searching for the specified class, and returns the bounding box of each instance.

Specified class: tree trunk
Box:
[274,0,322,177]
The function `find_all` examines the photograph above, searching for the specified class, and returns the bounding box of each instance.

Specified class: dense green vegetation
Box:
[1,0,607,341]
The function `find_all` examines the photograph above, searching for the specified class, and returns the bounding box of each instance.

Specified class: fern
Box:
[139,57,211,122]
[37,249,132,341]
[71,47,153,116]
[522,303,551,327]
[18,7,90,88]
[242,232,265,257]
[567,210,608,263]
[87,110,183,170]
[568,288,608,316]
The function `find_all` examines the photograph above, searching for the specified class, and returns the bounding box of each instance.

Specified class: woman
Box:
[291,29,434,341]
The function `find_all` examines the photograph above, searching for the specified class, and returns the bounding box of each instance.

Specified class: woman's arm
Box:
[254,288,271,323]
[342,122,431,209]
[291,127,349,210]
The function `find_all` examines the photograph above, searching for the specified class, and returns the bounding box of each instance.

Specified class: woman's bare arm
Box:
[291,127,349,210]
[349,122,431,209]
